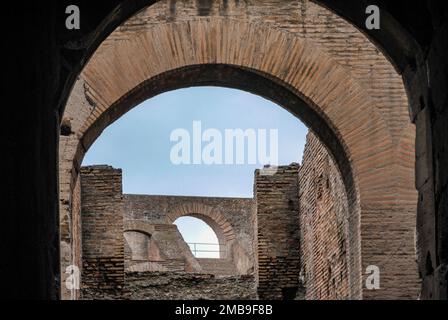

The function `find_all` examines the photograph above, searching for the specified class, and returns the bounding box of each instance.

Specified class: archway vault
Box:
[60,0,418,300]
[167,202,237,246]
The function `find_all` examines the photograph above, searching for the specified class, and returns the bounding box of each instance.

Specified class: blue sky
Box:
[82,87,308,251]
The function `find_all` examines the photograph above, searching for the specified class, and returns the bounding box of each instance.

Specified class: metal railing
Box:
[187,242,226,258]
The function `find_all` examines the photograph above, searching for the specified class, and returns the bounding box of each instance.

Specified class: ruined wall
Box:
[254,164,303,300]
[79,166,256,299]
[299,132,351,300]
[123,195,255,274]
[80,166,124,299]
[76,131,410,300]
[124,231,152,261]
[78,165,297,300]
[124,272,256,300]
[123,221,202,273]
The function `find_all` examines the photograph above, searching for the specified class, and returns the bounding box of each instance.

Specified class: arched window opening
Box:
[174,216,221,259]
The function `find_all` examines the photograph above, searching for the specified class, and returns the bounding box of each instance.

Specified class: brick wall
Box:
[124,272,256,300]
[80,166,125,299]
[254,164,303,299]
[299,132,351,299]
[123,221,202,273]
[123,195,254,274]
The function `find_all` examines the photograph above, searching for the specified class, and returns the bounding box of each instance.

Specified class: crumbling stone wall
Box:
[299,132,351,299]
[80,166,125,299]
[124,231,152,261]
[254,164,303,300]
[123,195,255,274]
[79,166,256,299]
[123,221,202,273]
[124,272,257,300]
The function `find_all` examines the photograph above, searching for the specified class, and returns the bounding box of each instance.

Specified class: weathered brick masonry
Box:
[77,132,410,300]
[79,166,297,300]
[254,164,303,300]
[124,272,257,300]
[79,166,257,299]
[80,166,125,299]
[123,194,254,274]
[299,133,351,300]
[60,1,419,299]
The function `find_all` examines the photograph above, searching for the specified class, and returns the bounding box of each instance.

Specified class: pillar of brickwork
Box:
[80,166,125,299]
[254,164,303,299]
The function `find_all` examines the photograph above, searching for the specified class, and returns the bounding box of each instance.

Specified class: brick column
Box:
[254,164,303,299]
[80,166,124,299]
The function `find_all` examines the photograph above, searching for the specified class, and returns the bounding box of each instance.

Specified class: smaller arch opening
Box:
[174,216,222,259]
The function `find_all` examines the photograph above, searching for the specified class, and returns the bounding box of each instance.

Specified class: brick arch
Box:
[166,203,236,249]
[59,2,418,299]
[74,18,401,204]
[71,64,364,296]
[123,220,154,237]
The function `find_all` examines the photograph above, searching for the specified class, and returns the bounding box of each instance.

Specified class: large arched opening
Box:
[59,0,418,300]
[168,202,238,260]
